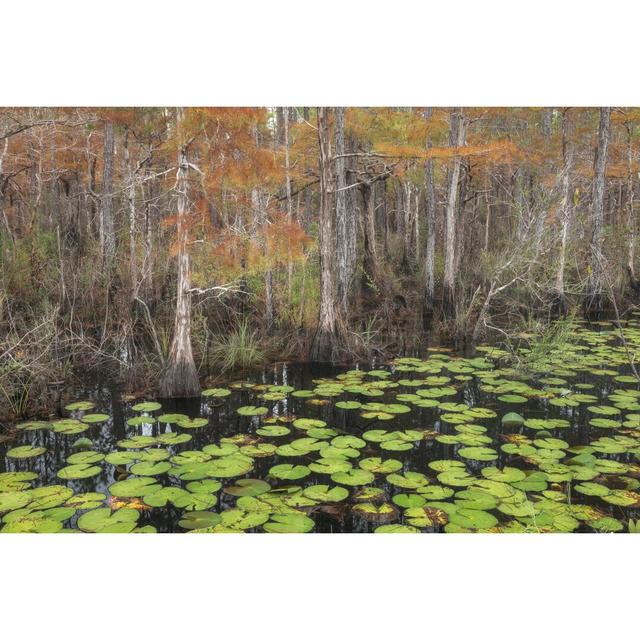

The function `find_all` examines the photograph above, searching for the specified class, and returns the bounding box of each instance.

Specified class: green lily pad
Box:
[109,476,162,498]
[129,461,171,476]
[358,457,403,474]
[57,463,102,480]
[331,469,375,486]
[78,507,140,533]
[157,413,189,424]
[501,412,525,427]
[202,388,231,398]
[67,451,105,465]
[132,401,162,412]
[224,479,271,497]
[263,513,315,533]
[458,446,498,461]
[81,413,110,424]
[302,485,349,502]
[6,445,47,459]
[177,417,209,429]
[65,401,95,411]
[269,464,311,481]
[392,493,427,508]
[374,524,419,533]
[179,511,222,530]
[237,406,268,417]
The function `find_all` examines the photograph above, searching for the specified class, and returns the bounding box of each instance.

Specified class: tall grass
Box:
[210,319,266,372]
[504,315,577,373]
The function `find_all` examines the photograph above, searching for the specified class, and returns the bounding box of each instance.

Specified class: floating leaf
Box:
[6,445,47,459]
[269,464,310,481]
[81,413,110,424]
[179,511,222,530]
[501,412,525,427]
[224,479,271,497]
[67,451,104,465]
[237,406,268,417]
[132,401,162,412]
[458,446,498,462]
[374,524,419,533]
[303,485,349,502]
[65,401,95,412]
[109,476,161,498]
[57,463,102,480]
[263,513,315,533]
[78,507,140,533]
[359,457,403,474]
[201,388,231,398]
[129,461,171,476]
[392,493,426,509]
[331,469,374,486]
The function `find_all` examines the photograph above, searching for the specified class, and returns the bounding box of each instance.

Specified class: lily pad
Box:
[6,445,47,459]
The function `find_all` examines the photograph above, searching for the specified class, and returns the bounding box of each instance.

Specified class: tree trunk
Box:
[124,130,138,299]
[334,106,355,312]
[100,119,116,268]
[554,109,573,316]
[310,107,340,362]
[626,122,639,293]
[423,109,436,321]
[361,181,378,286]
[302,107,313,231]
[160,110,200,397]
[443,108,467,316]
[401,181,413,269]
[584,107,611,320]
[252,187,274,332]
[283,107,294,303]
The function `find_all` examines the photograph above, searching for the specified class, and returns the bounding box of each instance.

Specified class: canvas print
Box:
[1,106,639,533]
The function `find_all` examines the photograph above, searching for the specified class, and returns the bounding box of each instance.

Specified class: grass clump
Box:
[210,320,266,372]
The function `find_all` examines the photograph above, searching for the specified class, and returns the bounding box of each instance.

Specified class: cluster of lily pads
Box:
[2,319,640,533]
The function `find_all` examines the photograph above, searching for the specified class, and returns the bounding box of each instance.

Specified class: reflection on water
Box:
[2,333,640,532]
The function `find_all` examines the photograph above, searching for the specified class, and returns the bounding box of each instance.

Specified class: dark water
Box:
[2,349,640,533]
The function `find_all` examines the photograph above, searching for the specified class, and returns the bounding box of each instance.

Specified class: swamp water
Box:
[2,320,640,533]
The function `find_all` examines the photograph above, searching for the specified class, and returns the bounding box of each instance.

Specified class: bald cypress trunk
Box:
[554,110,573,316]
[361,181,378,286]
[423,108,436,321]
[100,120,116,268]
[124,130,138,299]
[626,122,639,293]
[252,187,274,332]
[160,110,200,397]
[584,107,611,320]
[310,107,340,362]
[334,106,355,312]
[443,109,466,317]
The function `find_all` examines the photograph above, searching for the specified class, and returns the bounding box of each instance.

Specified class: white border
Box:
[2,1,640,105]
[2,2,640,637]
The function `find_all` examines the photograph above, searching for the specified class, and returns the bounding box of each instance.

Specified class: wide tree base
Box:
[310,327,340,363]
[583,292,606,321]
[551,293,568,319]
[159,358,201,398]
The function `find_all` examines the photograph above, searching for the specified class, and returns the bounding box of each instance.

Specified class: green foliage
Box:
[210,319,266,372]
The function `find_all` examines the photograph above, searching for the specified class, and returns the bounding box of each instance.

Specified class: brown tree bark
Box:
[334,106,355,312]
[360,180,378,286]
[310,107,340,362]
[159,109,200,397]
[584,107,611,320]
[124,129,138,299]
[626,121,639,293]
[554,109,573,316]
[100,119,116,268]
[443,108,467,317]
[423,108,436,320]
